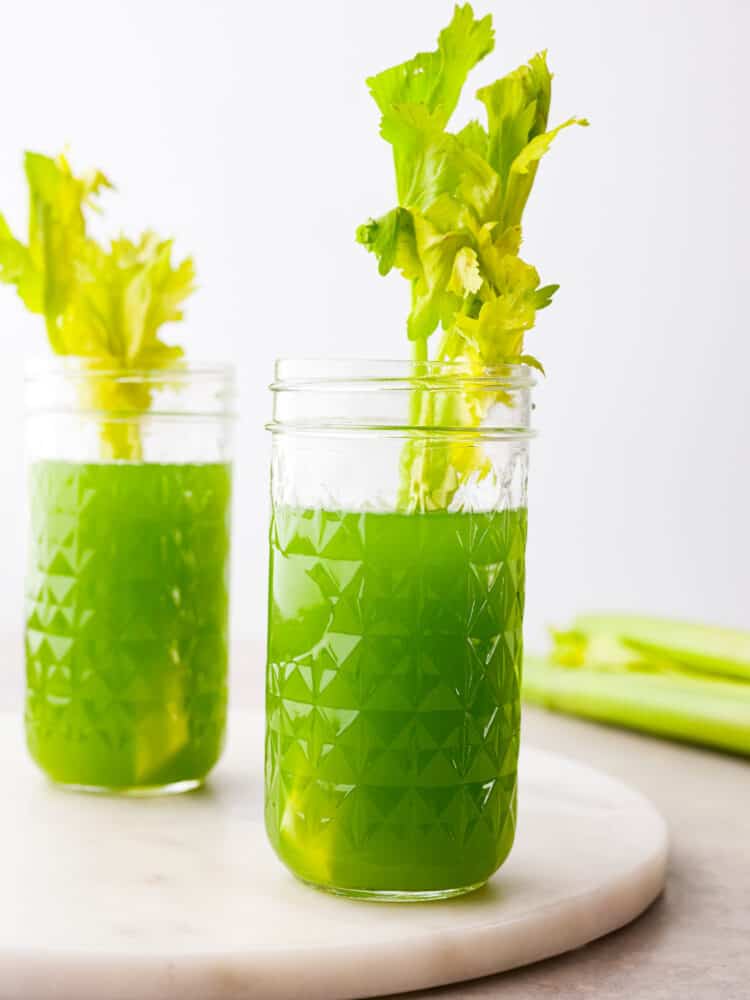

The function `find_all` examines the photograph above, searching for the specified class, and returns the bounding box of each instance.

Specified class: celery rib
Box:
[523,655,750,757]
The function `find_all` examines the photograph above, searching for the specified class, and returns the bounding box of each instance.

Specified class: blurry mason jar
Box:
[265,359,535,899]
[24,360,235,793]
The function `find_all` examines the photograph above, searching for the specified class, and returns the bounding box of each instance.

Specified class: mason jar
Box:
[24,361,235,794]
[265,359,535,899]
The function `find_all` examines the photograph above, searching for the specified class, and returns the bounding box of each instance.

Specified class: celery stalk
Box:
[356,4,587,511]
[572,613,750,684]
[0,152,195,461]
[523,655,750,757]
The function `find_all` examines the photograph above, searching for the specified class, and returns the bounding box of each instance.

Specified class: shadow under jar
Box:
[265,359,535,900]
[25,361,235,794]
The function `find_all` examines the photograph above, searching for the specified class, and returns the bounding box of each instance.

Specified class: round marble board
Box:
[0,711,667,1000]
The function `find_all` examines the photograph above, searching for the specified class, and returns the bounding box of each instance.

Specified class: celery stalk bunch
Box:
[523,614,750,756]
[0,152,195,459]
[357,4,587,511]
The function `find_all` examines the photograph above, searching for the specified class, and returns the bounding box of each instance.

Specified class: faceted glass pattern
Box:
[25,461,232,791]
[265,505,527,897]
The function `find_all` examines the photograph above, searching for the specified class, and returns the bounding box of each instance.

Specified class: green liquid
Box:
[25,461,232,790]
[265,505,527,895]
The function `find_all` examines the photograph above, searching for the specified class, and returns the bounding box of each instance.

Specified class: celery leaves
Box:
[0,152,195,458]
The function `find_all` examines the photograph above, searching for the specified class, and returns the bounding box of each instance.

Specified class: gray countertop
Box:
[390,707,750,1000]
[4,642,748,999]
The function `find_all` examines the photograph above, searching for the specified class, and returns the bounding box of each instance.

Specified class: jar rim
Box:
[271,357,538,391]
[24,357,236,382]
[25,357,236,419]
[268,357,535,439]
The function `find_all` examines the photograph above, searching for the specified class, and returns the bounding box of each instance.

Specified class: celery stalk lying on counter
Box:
[523,614,750,756]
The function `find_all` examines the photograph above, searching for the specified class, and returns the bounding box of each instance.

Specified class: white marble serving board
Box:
[0,711,667,1000]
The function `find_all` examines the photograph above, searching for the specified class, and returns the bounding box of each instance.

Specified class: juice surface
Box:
[25,461,231,789]
[265,504,527,895]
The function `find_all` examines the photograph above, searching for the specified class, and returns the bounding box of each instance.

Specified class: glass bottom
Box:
[52,778,204,797]
[301,879,487,903]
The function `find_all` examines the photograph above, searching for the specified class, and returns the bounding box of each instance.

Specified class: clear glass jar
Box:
[265,359,535,900]
[24,361,235,794]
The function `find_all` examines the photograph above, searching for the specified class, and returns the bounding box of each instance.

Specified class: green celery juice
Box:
[25,460,232,791]
[265,504,527,896]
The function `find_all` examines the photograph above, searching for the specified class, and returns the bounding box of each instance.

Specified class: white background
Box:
[0,0,747,652]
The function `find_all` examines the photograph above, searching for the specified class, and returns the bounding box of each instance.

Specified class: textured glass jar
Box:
[265,359,535,900]
[25,361,235,794]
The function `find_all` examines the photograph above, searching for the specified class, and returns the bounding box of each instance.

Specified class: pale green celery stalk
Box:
[571,613,750,684]
[400,338,431,512]
[408,335,429,430]
[523,655,750,757]
[99,416,145,462]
